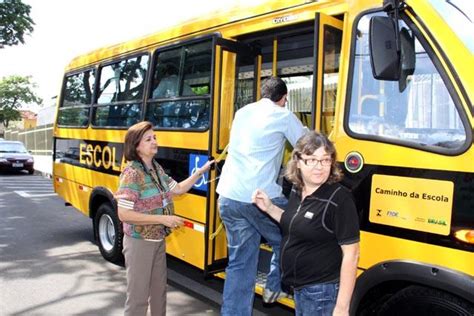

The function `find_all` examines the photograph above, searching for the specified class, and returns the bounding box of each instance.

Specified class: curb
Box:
[34,169,52,179]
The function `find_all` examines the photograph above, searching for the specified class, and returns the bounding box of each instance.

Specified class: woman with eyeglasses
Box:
[252,131,360,316]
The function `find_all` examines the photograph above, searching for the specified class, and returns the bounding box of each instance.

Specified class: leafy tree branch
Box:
[0,0,35,48]
[0,75,42,127]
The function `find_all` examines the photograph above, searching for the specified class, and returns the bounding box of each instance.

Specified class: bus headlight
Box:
[454,229,474,244]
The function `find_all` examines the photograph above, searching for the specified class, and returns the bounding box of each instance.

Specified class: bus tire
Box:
[377,285,474,316]
[93,203,124,265]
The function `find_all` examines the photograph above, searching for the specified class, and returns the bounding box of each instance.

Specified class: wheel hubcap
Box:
[98,214,115,252]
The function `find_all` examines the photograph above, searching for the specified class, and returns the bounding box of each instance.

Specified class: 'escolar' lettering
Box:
[102,146,112,169]
[94,144,102,168]
[79,143,122,171]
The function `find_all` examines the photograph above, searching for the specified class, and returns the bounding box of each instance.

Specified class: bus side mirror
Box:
[369,16,400,81]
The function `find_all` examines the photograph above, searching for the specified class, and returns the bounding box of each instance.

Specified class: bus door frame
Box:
[204,37,261,275]
[314,12,344,135]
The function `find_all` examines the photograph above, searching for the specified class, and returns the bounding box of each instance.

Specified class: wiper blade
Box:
[446,0,472,22]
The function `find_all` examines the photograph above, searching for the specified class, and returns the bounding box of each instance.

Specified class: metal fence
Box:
[3,124,54,156]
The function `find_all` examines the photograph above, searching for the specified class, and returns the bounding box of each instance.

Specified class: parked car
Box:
[0,141,34,174]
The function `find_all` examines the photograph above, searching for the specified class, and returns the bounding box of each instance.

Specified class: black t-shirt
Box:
[279,182,360,290]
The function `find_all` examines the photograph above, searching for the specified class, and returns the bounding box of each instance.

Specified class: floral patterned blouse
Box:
[115,160,177,240]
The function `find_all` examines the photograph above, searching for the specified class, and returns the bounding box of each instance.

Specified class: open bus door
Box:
[314,13,343,136]
[204,37,261,275]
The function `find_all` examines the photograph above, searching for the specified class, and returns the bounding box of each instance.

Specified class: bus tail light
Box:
[454,229,474,244]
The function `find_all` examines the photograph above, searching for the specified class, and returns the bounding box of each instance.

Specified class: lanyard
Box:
[141,160,166,194]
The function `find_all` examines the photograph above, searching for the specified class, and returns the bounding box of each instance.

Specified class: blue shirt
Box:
[216,98,307,202]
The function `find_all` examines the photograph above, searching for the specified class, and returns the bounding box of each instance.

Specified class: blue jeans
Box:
[219,196,287,316]
[294,282,339,316]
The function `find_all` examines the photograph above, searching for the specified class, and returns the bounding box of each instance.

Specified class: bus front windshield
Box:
[429,0,474,53]
[347,12,468,152]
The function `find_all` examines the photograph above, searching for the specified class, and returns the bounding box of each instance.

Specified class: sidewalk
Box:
[33,154,52,178]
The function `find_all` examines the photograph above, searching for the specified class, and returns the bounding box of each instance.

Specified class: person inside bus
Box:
[114,121,213,316]
[216,76,307,315]
[252,131,360,316]
[152,63,194,98]
[151,63,195,128]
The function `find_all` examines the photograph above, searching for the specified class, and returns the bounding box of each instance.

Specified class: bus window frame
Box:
[319,24,343,135]
[56,66,97,129]
[90,52,151,130]
[145,36,215,132]
[343,8,472,156]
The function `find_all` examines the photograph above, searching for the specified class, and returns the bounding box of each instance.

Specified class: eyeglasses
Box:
[299,157,332,167]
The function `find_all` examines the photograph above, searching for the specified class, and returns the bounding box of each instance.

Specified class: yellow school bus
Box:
[53,0,473,313]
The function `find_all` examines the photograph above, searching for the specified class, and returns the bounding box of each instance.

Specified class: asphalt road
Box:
[0,172,293,316]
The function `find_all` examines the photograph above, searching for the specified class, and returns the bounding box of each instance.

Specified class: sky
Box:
[0,0,256,109]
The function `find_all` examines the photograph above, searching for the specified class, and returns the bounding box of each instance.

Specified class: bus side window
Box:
[57,70,95,127]
[146,40,212,130]
[93,55,149,128]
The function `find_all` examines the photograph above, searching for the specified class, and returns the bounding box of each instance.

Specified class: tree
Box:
[0,75,42,128]
[0,0,34,48]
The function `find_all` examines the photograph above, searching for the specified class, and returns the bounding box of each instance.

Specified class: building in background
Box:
[21,110,37,129]
[4,110,38,130]
[36,105,56,126]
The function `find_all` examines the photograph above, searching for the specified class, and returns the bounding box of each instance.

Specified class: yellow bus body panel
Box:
[334,134,474,174]
[54,163,118,197]
[173,194,206,224]
[54,175,92,217]
[360,231,474,276]
[54,128,209,151]
[166,222,205,269]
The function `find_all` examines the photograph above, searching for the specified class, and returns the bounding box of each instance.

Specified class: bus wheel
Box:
[378,285,473,316]
[93,203,124,265]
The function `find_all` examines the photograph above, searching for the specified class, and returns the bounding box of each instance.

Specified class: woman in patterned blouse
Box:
[115,121,213,316]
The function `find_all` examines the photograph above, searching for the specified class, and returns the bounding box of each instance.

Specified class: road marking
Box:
[0,182,51,185]
[0,180,50,182]
[6,186,53,189]
[0,182,50,185]
[2,176,55,198]
[14,191,57,198]
[17,190,54,193]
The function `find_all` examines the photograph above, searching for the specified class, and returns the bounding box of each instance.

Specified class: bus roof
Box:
[66,0,332,71]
